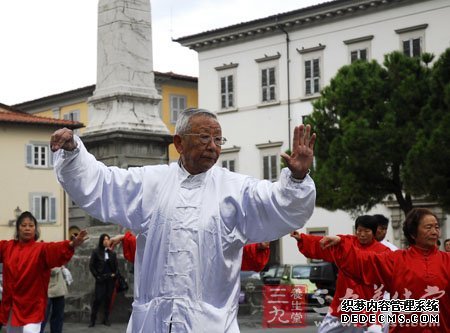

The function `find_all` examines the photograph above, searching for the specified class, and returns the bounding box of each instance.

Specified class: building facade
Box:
[176,0,450,263]
[13,71,198,232]
[0,104,82,241]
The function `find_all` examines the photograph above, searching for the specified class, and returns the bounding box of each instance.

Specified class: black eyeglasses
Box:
[183,133,227,146]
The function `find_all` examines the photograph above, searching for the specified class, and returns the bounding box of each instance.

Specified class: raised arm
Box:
[280,124,316,180]
[51,128,162,231]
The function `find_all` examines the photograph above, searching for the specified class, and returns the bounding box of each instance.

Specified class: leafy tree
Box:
[404,49,450,209]
[306,52,431,215]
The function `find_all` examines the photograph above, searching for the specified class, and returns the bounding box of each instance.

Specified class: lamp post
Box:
[8,206,22,226]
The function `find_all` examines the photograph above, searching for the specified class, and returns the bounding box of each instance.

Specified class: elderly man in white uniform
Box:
[50,108,316,333]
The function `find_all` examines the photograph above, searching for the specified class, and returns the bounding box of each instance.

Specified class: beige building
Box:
[14,71,198,163]
[0,103,82,241]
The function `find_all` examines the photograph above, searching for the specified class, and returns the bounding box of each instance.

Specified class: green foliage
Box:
[307,51,435,214]
[404,49,450,209]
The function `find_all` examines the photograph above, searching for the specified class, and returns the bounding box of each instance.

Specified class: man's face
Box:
[175,115,222,175]
[375,225,388,242]
[444,241,450,252]
[413,214,440,250]
[356,226,374,245]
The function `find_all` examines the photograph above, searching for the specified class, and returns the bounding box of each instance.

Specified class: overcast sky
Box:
[0,0,325,105]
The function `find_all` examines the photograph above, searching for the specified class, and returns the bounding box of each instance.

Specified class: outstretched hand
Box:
[109,234,125,251]
[319,236,341,249]
[50,127,77,152]
[70,229,89,249]
[281,124,316,179]
[290,230,301,241]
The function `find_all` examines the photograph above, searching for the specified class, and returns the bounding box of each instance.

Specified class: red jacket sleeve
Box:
[296,233,336,262]
[41,240,74,269]
[241,243,270,271]
[328,236,394,291]
[123,231,136,263]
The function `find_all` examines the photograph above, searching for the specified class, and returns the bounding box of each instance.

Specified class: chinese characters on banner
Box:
[263,284,307,328]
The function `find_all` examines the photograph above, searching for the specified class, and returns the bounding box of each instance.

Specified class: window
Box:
[350,48,367,62]
[222,159,236,172]
[215,63,238,112]
[170,95,186,124]
[255,53,280,104]
[263,154,278,181]
[304,59,320,95]
[220,75,234,109]
[402,38,421,57]
[261,67,276,102]
[26,143,53,168]
[256,142,282,182]
[220,147,240,172]
[52,107,60,119]
[63,110,80,121]
[298,45,325,98]
[344,35,373,64]
[32,194,56,223]
[63,110,81,135]
[395,24,427,58]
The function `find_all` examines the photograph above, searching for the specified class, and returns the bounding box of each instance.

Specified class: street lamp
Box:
[8,206,22,226]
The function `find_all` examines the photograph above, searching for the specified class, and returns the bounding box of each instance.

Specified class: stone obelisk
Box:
[83,0,172,168]
[65,0,171,323]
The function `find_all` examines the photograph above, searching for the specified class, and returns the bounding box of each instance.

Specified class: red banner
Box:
[263,284,307,328]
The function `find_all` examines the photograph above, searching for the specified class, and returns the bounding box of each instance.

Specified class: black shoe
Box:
[103,319,111,326]
[88,322,95,328]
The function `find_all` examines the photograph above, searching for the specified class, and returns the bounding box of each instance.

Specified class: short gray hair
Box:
[175,108,218,135]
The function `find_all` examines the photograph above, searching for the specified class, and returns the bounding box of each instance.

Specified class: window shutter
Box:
[48,147,54,167]
[263,156,269,180]
[403,40,411,57]
[360,49,367,61]
[305,61,311,78]
[261,69,267,87]
[26,144,33,166]
[50,197,56,221]
[229,160,235,172]
[73,110,80,122]
[33,196,41,221]
[269,68,275,85]
[221,77,226,93]
[412,38,421,57]
[313,59,320,77]
[270,155,277,181]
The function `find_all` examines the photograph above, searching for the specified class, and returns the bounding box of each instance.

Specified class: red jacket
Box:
[331,238,450,332]
[122,232,270,272]
[0,239,74,326]
[297,234,390,317]
[241,243,270,272]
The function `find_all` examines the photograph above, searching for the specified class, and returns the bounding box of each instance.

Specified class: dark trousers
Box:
[40,296,65,333]
[90,278,115,324]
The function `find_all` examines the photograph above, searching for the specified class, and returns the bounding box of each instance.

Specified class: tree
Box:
[404,49,450,209]
[306,51,431,215]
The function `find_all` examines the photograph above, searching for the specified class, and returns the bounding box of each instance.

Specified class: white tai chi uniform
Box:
[54,136,316,333]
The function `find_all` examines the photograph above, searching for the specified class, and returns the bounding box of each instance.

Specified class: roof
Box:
[0,103,84,129]
[175,0,411,50]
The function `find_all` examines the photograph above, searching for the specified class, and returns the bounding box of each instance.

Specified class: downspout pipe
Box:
[278,24,292,151]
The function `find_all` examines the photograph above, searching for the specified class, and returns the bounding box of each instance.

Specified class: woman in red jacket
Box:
[0,211,87,333]
[320,208,449,332]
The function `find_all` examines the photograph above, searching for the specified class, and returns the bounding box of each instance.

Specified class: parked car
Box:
[261,263,336,312]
